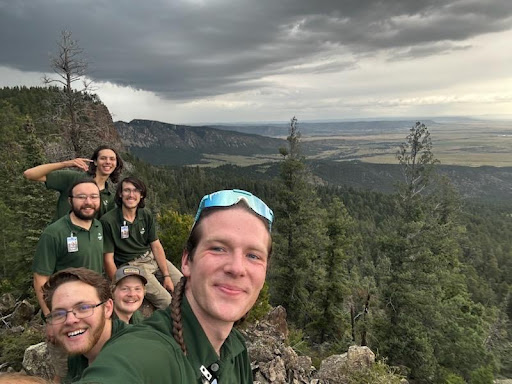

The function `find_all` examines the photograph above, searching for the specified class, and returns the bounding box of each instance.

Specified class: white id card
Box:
[121,225,129,239]
[67,236,78,252]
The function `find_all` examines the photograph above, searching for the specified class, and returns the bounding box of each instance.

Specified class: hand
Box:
[65,158,93,172]
[45,322,56,344]
[163,276,174,292]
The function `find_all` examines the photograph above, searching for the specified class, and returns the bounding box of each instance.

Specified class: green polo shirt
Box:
[32,214,104,275]
[112,309,145,324]
[76,297,253,384]
[100,207,158,266]
[46,170,114,222]
[64,319,128,384]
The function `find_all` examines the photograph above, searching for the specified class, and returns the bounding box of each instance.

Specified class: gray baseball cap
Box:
[113,265,148,285]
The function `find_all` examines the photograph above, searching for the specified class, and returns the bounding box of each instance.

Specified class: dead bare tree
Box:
[43,30,103,157]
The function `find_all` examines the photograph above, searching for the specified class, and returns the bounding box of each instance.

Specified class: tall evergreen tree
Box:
[269,117,327,326]
[307,197,357,345]
[374,122,492,382]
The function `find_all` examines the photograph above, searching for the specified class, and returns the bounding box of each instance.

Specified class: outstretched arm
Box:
[23,158,92,182]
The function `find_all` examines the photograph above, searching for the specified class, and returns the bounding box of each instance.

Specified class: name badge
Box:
[121,225,129,239]
[200,365,218,384]
[67,236,78,252]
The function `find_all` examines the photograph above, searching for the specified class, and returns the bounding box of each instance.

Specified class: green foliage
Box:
[345,361,404,384]
[2,89,512,383]
[244,282,272,324]
[157,209,195,267]
[469,365,494,384]
[270,117,328,327]
[0,328,45,371]
[443,372,466,384]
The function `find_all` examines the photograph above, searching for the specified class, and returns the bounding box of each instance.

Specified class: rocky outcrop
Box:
[11,304,393,383]
[243,306,379,383]
[22,342,54,380]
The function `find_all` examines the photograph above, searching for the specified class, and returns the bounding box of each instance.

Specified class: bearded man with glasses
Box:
[32,179,105,383]
[42,268,129,384]
[77,189,273,384]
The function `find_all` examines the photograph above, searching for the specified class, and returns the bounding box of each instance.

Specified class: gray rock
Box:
[22,342,55,380]
[0,293,16,316]
[347,345,375,370]
[11,301,35,327]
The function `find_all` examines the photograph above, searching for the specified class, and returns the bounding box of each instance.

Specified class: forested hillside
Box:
[2,87,511,383]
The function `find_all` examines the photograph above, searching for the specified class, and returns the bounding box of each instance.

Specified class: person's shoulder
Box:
[100,207,120,222]
[42,215,70,235]
[138,207,153,217]
[226,326,248,351]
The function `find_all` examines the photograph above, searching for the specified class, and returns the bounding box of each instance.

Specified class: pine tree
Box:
[374,122,492,382]
[269,117,328,326]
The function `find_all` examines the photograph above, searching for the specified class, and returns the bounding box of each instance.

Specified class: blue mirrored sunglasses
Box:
[194,189,274,231]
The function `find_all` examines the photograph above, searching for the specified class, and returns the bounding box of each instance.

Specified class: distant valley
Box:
[115,118,512,203]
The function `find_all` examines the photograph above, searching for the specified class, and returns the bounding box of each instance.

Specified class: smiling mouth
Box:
[217,284,245,295]
[67,329,86,338]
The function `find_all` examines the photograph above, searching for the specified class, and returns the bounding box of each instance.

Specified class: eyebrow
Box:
[52,300,89,311]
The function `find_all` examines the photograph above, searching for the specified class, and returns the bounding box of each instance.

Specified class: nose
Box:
[223,251,246,277]
[64,310,80,325]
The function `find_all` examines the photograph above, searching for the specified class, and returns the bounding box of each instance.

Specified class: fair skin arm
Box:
[150,240,174,291]
[33,273,55,343]
[23,158,92,182]
[104,252,117,281]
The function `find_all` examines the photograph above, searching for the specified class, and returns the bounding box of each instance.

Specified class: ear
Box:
[104,298,114,319]
[181,250,191,277]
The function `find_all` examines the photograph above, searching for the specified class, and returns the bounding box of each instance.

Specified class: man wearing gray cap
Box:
[111,265,147,324]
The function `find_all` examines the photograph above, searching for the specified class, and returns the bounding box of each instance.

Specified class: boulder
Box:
[22,342,55,380]
[0,293,16,316]
[315,346,375,383]
[11,300,35,327]
[347,345,375,370]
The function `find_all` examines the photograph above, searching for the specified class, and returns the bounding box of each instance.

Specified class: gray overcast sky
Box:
[1,0,511,124]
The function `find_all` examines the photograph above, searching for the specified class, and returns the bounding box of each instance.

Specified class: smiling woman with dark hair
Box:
[23,145,123,222]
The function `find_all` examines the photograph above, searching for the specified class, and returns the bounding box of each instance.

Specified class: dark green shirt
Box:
[32,214,104,275]
[100,207,158,266]
[64,319,128,383]
[46,170,114,222]
[76,297,253,384]
[112,309,145,325]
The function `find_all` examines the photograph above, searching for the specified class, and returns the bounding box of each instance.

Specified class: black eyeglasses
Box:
[71,194,101,201]
[46,302,105,325]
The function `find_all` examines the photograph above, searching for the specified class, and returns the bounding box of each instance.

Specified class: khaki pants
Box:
[128,252,182,309]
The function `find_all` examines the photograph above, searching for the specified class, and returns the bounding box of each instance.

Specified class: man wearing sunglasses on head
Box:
[76,189,274,384]
[32,179,105,382]
[42,268,129,384]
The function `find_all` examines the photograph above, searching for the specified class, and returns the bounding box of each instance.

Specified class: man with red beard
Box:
[32,180,104,383]
[42,268,127,384]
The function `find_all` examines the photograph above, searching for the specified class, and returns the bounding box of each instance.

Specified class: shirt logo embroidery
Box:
[98,232,103,241]
[140,227,145,235]
[103,200,109,207]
